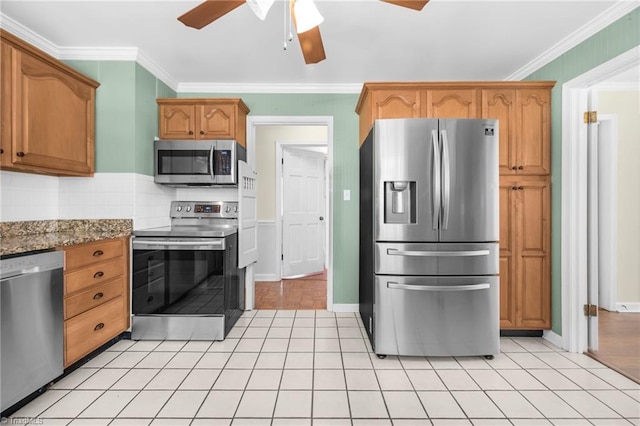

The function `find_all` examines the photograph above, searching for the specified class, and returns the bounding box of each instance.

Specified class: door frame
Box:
[561,46,638,353]
[246,116,334,311]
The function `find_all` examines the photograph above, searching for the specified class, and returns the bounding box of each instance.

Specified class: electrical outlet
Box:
[343,190,350,201]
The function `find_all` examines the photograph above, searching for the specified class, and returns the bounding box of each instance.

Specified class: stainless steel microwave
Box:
[154,140,246,186]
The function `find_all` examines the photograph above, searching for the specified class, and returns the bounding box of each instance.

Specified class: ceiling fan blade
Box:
[297,26,326,65]
[381,0,429,11]
[178,0,246,29]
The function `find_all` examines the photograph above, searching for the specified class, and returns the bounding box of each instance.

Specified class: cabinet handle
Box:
[199,130,205,135]
[511,166,517,170]
[147,295,154,303]
[93,271,104,279]
[518,165,524,170]
[93,250,104,257]
[518,186,524,190]
[16,152,25,157]
[94,323,105,331]
[93,292,104,300]
[511,186,518,190]
[188,130,194,135]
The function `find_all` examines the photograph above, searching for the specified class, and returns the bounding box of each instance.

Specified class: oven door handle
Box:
[133,239,225,250]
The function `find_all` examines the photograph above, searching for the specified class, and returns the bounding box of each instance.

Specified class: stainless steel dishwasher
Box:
[1,250,64,413]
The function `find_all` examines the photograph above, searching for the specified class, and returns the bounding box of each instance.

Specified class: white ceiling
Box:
[0,0,636,91]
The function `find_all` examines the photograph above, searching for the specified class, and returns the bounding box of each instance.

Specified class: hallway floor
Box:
[255,272,327,310]
[8,310,640,425]
[589,309,640,383]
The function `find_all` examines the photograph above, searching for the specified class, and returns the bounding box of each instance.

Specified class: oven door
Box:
[131,236,242,337]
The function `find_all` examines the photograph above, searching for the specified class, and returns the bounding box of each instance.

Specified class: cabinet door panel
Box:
[516,180,550,328]
[482,90,516,174]
[517,90,550,175]
[426,89,478,118]
[372,90,422,119]
[159,104,196,139]
[200,104,234,139]
[14,51,94,174]
[500,255,516,328]
[1,43,12,168]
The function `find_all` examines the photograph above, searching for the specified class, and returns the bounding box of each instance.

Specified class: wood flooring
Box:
[255,272,327,310]
[588,309,640,383]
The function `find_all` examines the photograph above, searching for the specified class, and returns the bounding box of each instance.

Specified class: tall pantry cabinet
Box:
[356,81,555,330]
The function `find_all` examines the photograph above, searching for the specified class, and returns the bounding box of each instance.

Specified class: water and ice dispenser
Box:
[384,181,416,224]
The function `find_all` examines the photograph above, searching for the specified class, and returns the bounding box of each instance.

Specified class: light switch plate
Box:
[343,190,350,201]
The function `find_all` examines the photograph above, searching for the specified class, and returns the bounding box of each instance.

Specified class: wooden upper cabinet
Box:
[425,89,478,118]
[1,30,99,176]
[516,89,551,175]
[482,89,516,175]
[157,98,249,147]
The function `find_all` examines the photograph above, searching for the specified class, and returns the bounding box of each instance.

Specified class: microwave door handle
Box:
[209,145,215,181]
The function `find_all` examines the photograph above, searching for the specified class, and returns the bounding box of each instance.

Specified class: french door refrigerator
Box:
[359,118,500,357]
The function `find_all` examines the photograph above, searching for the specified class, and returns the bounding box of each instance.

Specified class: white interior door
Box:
[586,93,599,352]
[239,160,258,268]
[282,147,326,278]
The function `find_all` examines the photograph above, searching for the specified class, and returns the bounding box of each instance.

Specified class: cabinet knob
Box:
[188,130,194,135]
[518,166,524,170]
[511,166,517,170]
[93,250,104,257]
[94,322,105,331]
[199,130,205,135]
[16,152,25,157]
[0,148,3,154]
[518,186,524,190]
[511,186,518,190]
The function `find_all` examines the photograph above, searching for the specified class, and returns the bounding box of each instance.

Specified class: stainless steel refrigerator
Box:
[359,118,500,358]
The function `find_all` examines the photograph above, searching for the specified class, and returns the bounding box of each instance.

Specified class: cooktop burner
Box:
[133,201,239,238]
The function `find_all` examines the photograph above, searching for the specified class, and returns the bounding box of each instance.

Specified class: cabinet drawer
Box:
[65,296,125,366]
[65,257,123,295]
[65,277,123,320]
[65,239,123,270]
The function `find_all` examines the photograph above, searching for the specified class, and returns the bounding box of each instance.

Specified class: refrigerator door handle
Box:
[386,248,490,257]
[431,130,441,230]
[387,282,490,292]
[440,129,451,229]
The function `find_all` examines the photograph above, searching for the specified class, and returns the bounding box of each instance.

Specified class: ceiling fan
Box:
[178,0,429,65]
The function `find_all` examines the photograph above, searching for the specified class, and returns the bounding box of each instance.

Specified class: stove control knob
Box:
[176,206,183,212]
[225,206,231,213]
[234,206,239,213]
[186,206,192,212]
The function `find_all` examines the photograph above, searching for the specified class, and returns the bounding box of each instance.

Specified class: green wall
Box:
[64,60,175,175]
[179,93,361,304]
[525,8,640,334]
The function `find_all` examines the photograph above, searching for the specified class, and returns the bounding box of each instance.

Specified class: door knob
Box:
[319,216,324,221]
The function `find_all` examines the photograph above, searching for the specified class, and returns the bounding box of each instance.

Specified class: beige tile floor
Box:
[8,309,640,425]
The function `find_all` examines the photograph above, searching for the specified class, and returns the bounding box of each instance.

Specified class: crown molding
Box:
[57,46,138,61]
[136,50,179,92]
[0,13,59,57]
[176,82,363,94]
[506,1,639,81]
[593,81,639,91]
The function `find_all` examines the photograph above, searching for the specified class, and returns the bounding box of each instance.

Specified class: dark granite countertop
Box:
[0,219,133,256]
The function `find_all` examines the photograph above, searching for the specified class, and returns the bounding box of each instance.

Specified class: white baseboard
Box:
[542,330,564,350]
[331,304,359,313]
[255,274,280,282]
[616,302,640,313]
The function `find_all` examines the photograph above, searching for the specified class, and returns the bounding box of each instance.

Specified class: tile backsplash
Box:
[1,171,241,229]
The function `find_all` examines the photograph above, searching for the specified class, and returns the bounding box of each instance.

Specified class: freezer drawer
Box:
[375,242,499,276]
[373,275,499,357]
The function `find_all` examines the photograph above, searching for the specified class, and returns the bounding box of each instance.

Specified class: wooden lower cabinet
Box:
[500,177,551,329]
[62,237,130,367]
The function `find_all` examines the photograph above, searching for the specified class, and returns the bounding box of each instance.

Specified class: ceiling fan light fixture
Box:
[293,0,324,33]
[246,0,275,20]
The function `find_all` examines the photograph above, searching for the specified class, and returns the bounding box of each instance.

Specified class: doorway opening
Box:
[562,46,639,383]
[246,116,333,311]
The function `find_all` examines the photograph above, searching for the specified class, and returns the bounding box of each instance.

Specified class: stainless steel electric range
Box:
[131,201,244,340]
